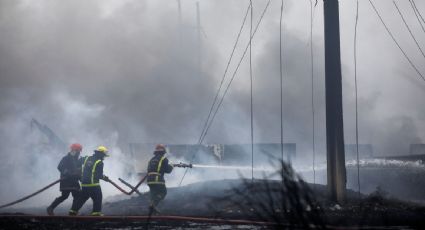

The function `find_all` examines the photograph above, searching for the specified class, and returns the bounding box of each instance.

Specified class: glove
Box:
[103,175,110,182]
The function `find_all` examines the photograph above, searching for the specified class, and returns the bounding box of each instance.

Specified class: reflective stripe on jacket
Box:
[147,153,173,185]
[81,155,104,187]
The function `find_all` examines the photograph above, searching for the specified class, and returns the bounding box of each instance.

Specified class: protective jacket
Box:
[81,153,105,187]
[147,153,173,185]
[58,153,81,191]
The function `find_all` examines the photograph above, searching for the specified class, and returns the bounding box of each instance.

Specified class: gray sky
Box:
[0,0,424,204]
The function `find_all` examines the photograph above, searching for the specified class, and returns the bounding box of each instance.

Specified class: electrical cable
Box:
[354,0,361,197]
[179,3,252,187]
[393,1,425,60]
[197,4,252,145]
[279,0,284,163]
[409,0,425,34]
[179,0,272,186]
[198,0,271,146]
[411,0,425,25]
[368,0,425,82]
[250,0,254,182]
[309,0,316,185]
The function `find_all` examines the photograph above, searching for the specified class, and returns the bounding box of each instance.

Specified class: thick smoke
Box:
[0,0,424,207]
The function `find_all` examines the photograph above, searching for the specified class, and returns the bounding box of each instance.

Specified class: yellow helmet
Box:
[96,145,109,156]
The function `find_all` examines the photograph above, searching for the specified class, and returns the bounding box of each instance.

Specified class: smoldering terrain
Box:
[2,173,425,229]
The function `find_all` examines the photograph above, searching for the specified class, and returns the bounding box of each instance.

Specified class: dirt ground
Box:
[1,179,425,229]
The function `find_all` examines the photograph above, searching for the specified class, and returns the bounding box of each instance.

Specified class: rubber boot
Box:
[68,210,78,216]
[46,206,54,216]
[91,212,104,216]
[149,204,161,215]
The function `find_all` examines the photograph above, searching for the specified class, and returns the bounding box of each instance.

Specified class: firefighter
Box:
[69,145,110,216]
[46,143,83,216]
[147,144,174,214]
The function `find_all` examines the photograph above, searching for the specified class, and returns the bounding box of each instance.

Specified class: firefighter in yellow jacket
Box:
[146,144,173,214]
[69,146,110,216]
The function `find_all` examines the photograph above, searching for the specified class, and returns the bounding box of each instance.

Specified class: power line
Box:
[393,1,425,60]
[354,0,361,197]
[249,0,254,182]
[409,0,425,34]
[368,0,425,82]
[411,0,425,25]
[197,4,251,145]
[309,0,316,185]
[198,0,271,145]
[179,0,271,186]
[179,3,251,187]
[279,0,284,162]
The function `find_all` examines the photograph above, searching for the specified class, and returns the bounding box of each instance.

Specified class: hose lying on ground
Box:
[0,179,61,209]
[0,215,276,226]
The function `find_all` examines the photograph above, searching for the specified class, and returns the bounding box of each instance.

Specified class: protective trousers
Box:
[148,184,167,207]
[49,190,79,210]
[70,186,103,215]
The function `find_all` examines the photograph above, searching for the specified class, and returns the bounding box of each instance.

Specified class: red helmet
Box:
[155,144,166,152]
[70,143,83,151]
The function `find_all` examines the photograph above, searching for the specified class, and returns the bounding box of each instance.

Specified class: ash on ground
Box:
[2,179,425,229]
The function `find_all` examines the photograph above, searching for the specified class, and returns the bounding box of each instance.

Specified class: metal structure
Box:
[30,118,66,151]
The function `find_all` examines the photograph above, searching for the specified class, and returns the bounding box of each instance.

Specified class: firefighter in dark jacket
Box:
[69,145,110,216]
[47,143,83,216]
[147,144,173,214]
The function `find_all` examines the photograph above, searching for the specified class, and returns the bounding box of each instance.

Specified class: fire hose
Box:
[106,163,191,195]
[0,215,276,226]
[0,179,61,209]
[107,175,147,195]
[119,178,143,196]
[0,176,146,209]
[0,163,191,209]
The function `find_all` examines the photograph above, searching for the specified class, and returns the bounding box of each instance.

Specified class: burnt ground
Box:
[1,179,425,229]
[0,215,268,230]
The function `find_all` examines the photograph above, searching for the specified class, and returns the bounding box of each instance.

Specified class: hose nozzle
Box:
[172,162,193,168]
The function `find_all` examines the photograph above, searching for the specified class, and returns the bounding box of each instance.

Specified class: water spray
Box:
[172,161,276,173]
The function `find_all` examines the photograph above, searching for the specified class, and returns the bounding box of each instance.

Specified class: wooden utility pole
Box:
[323,0,346,203]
